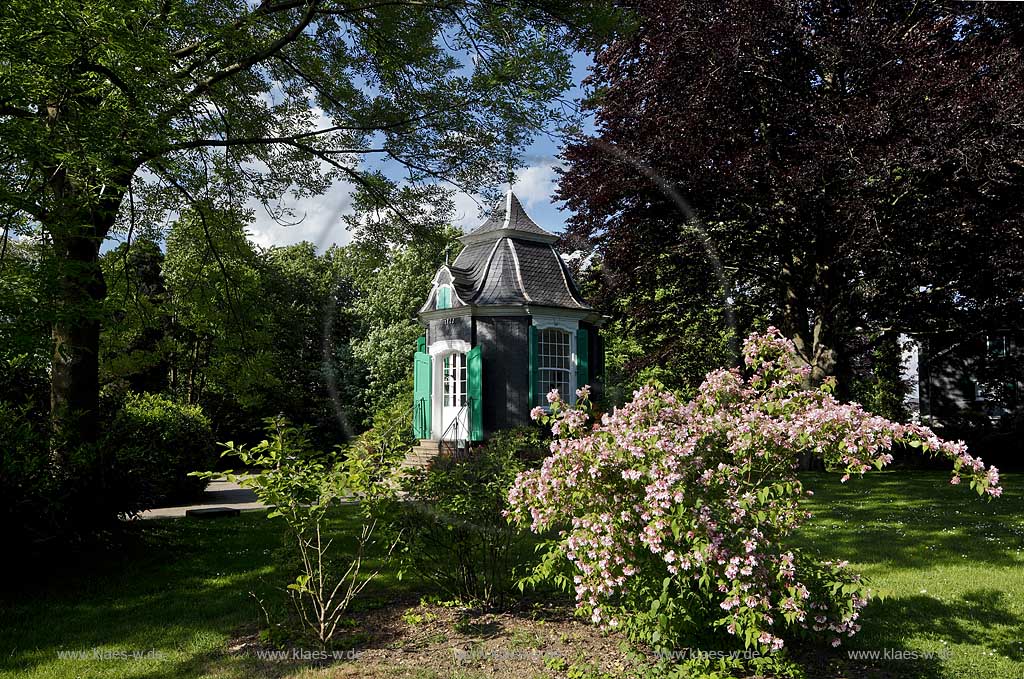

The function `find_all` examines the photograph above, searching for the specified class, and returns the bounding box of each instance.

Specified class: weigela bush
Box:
[509,329,1001,657]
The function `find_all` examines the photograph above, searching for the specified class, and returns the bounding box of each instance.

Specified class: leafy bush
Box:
[0,401,61,545]
[509,329,1001,671]
[390,427,547,607]
[106,391,216,511]
[1,402,116,548]
[198,417,396,649]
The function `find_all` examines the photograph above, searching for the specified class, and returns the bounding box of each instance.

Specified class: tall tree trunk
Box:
[46,178,126,459]
[780,255,841,389]
[781,254,842,471]
[50,226,107,452]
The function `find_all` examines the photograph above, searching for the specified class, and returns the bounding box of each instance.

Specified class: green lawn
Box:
[795,471,1024,679]
[0,472,1021,679]
[0,509,417,679]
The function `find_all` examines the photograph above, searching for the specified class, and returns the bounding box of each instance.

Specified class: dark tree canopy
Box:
[559,0,1024,389]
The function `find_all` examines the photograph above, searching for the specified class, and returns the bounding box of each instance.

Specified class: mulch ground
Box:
[228,597,643,678]
[226,598,914,679]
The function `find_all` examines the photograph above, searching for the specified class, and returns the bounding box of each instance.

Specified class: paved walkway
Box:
[138,477,269,519]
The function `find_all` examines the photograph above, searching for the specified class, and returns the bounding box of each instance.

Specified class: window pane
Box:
[535,328,571,404]
[459,354,467,406]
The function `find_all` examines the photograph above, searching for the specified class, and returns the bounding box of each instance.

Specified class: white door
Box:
[440,352,469,442]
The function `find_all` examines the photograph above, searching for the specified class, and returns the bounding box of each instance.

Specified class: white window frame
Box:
[532,316,578,406]
[442,352,468,408]
[428,339,471,439]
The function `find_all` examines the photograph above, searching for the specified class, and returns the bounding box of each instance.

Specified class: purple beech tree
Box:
[558,1,1024,390]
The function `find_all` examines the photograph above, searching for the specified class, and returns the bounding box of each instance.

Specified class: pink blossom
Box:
[506,329,1002,654]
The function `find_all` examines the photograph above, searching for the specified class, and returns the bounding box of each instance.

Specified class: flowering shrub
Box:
[508,329,1001,659]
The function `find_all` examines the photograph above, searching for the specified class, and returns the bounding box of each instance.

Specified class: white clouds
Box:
[244,157,569,249]
[245,180,356,250]
[244,102,356,250]
[450,190,486,231]
[512,159,562,210]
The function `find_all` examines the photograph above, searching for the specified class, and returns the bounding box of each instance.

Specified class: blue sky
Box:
[245,52,596,250]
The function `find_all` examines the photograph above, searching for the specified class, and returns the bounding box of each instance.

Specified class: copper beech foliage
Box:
[559,1,1024,387]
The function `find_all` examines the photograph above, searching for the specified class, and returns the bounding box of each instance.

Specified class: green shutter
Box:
[467,345,483,441]
[528,325,538,407]
[437,286,450,309]
[416,334,426,353]
[413,351,431,439]
[576,327,589,390]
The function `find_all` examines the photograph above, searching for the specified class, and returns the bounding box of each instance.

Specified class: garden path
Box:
[137,477,268,519]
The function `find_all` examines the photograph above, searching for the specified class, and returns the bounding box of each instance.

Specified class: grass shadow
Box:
[0,506,416,679]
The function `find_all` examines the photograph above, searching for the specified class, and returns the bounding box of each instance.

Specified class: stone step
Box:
[401,440,442,470]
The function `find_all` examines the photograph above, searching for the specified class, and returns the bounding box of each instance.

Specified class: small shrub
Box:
[389,426,546,607]
[345,393,418,486]
[510,329,1002,671]
[106,391,216,511]
[1,400,121,548]
[198,417,397,649]
[0,401,61,545]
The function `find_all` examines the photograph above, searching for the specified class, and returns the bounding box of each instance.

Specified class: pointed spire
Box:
[459,188,558,244]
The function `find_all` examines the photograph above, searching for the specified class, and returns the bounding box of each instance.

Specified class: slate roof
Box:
[420,191,590,313]
[462,192,557,242]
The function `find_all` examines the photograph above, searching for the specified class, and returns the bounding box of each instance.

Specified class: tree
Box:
[162,209,268,409]
[100,238,170,395]
[346,226,462,417]
[558,1,1024,391]
[0,0,616,447]
[566,238,749,403]
[256,241,363,445]
[0,236,53,414]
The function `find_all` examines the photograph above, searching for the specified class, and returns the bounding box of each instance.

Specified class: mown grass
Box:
[795,471,1024,679]
[0,508,417,679]
[0,472,1021,679]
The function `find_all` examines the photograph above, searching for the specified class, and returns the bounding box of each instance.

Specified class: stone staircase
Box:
[402,440,441,470]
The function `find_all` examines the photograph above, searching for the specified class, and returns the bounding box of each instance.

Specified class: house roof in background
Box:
[419,191,590,313]
[459,192,559,245]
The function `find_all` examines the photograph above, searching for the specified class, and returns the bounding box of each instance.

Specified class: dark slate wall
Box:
[474,316,531,436]
[580,321,605,405]
[427,316,472,344]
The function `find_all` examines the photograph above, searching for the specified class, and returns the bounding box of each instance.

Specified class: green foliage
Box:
[1,0,617,449]
[93,209,454,454]
[105,392,217,511]
[0,391,198,545]
[387,427,547,607]
[0,239,55,375]
[0,400,61,546]
[198,416,397,648]
[575,248,745,406]
[0,352,50,421]
[99,238,169,395]
[345,228,462,418]
[345,392,419,483]
[847,332,909,423]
